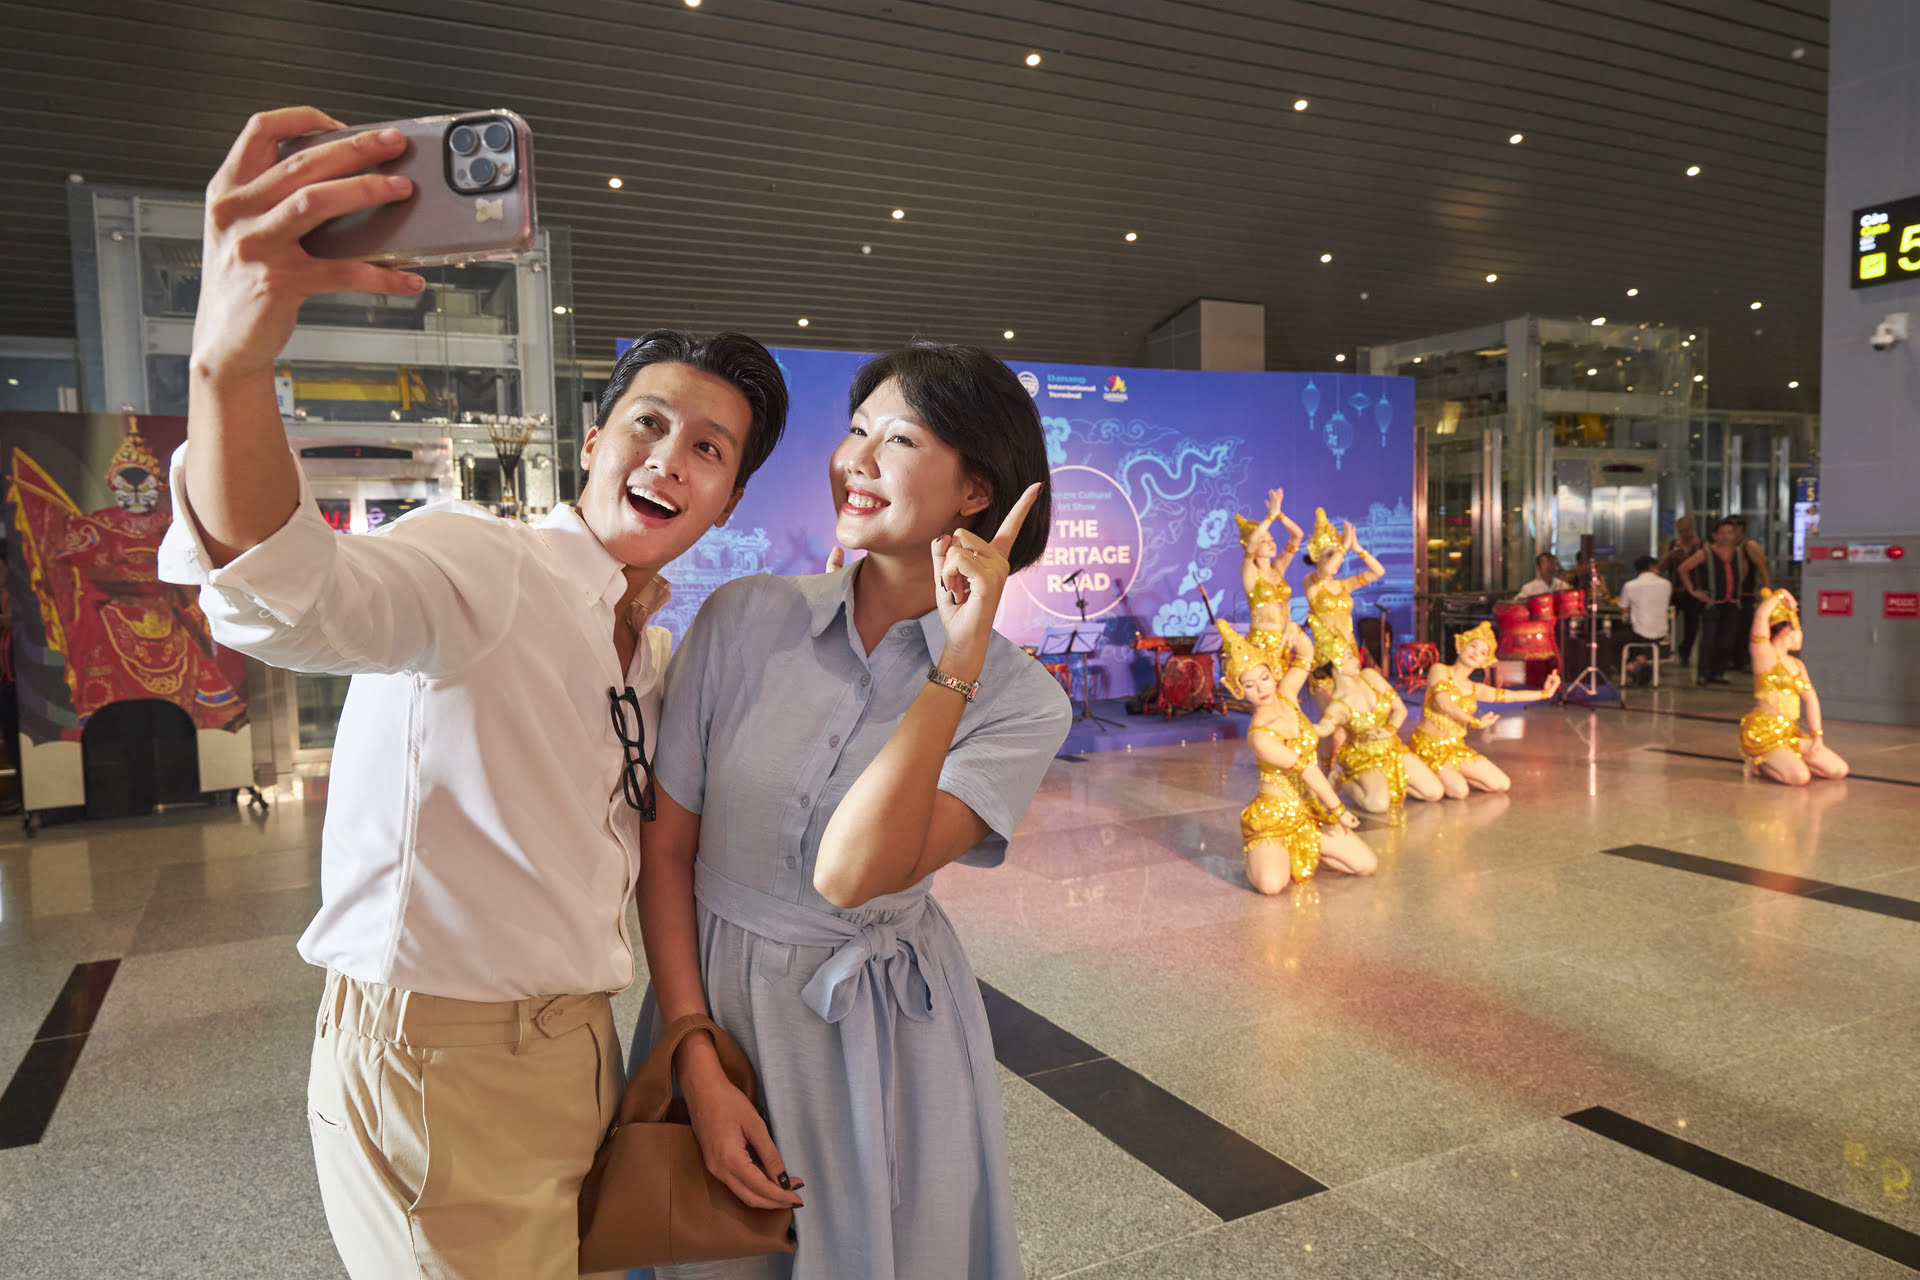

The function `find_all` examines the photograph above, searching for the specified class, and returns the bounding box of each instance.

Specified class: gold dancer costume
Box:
[1330,677,1410,806]
[1304,509,1360,670]
[1740,592,1812,763]
[1411,620,1498,773]
[1219,621,1331,885]
[1236,509,1302,673]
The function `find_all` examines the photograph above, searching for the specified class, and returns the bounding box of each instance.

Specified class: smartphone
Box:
[279,110,537,267]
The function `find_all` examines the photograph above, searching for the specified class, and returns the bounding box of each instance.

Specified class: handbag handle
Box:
[622,1013,759,1126]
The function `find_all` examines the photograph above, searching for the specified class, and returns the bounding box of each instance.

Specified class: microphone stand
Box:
[1562,564,1610,703]
[1062,571,1121,728]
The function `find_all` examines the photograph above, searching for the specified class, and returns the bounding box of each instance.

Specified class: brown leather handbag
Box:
[577,1013,797,1270]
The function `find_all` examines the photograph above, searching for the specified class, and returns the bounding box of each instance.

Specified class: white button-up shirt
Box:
[1619,570,1673,640]
[157,447,668,1002]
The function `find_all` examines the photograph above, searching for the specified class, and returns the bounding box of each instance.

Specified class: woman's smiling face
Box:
[829,377,990,558]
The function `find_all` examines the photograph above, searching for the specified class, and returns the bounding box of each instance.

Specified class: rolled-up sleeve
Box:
[157,443,518,679]
[938,647,1073,867]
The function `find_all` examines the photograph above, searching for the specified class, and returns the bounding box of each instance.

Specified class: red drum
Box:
[1554,588,1588,617]
[1492,602,1531,630]
[1526,593,1558,621]
[1496,620,1559,661]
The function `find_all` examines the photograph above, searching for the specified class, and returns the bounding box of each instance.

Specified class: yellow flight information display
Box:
[1853,194,1920,288]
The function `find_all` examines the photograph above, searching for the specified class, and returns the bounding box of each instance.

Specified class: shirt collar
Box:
[799,561,946,655]
[537,504,674,620]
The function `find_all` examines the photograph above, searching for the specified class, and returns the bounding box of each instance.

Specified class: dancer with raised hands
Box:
[1237,487,1309,674]
[1303,508,1385,683]
[1411,621,1562,797]
[1739,589,1849,785]
[632,341,1071,1279]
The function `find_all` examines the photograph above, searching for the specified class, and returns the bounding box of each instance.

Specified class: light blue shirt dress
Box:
[629,564,1071,1280]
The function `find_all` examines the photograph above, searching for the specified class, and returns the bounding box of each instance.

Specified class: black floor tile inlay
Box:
[979,981,1325,1220]
[1604,844,1920,923]
[1,959,119,1149]
[1647,746,1920,789]
[1568,1107,1920,1270]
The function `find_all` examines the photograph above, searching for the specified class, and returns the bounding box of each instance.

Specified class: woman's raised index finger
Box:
[217,107,345,190]
[991,482,1044,553]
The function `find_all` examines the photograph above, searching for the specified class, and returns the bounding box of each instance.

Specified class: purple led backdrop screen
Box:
[619,342,1414,700]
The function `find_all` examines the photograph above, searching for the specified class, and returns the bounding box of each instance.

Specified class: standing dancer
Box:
[1216,620,1375,894]
[633,341,1072,1279]
[1237,488,1309,673]
[1411,621,1562,797]
[1310,653,1446,813]
[1739,589,1849,785]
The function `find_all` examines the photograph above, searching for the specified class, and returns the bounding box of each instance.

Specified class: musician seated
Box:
[1516,552,1572,600]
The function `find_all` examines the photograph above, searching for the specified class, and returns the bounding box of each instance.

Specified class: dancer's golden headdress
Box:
[1306,506,1343,562]
[1762,589,1799,631]
[107,417,161,479]
[1215,619,1272,696]
[1234,513,1261,549]
[1454,620,1497,662]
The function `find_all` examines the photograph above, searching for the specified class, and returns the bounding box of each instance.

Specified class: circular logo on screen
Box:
[1017,370,1040,397]
[1016,465,1143,619]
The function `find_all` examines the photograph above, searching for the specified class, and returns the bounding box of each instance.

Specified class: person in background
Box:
[1677,518,1753,686]
[1727,514,1771,673]
[1656,514,1704,668]
[1618,554,1672,686]
[1516,552,1571,600]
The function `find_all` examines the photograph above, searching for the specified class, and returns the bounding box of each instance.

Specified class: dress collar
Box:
[797,561,946,656]
[537,504,673,621]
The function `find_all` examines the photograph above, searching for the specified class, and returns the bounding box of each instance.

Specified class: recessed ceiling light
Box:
[1509,132,1523,145]
[1294,99,1309,111]
[1686,165,1701,176]
[5,378,16,386]
[1025,53,1041,66]
[1334,353,1347,362]
[553,305,567,314]
[1788,380,1800,388]
[797,318,809,327]
[1689,333,1697,340]
[891,209,905,220]
[1591,317,1606,326]
[1791,47,1805,60]
[1124,231,1138,242]
[684,0,699,7]
[1626,287,1639,297]
[1750,301,1763,310]
[1586,367,1597,376]
[1693,374,1704,382]
[1359,291,1369,300]
[1003,330,1015,339]
[1485,273,1499,283]
[607,177,622,189]
[861,244,872,254]
[1412,356,1422,363]
[1319,253,1333,263]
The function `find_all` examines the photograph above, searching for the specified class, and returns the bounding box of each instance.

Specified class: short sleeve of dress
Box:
[937,643,1072,868]
[652,579,745,815]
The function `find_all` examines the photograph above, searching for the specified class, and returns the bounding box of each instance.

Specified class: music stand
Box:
[1040,624,1120,727]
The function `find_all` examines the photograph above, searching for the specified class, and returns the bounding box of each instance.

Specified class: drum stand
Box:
[1560,573,1612,702]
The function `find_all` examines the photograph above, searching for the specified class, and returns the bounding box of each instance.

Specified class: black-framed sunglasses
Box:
[607,686,657,822]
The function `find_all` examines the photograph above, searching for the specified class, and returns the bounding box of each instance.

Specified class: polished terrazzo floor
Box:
[1,684,1916,1278]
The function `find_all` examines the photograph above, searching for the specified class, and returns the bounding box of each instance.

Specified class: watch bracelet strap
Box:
[927,666,980,702]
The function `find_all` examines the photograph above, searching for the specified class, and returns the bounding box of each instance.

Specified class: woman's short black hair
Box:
[597,330,789,490]
[848,341,1052,573]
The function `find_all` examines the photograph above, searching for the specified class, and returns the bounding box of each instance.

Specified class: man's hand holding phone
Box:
[193,106,425,381]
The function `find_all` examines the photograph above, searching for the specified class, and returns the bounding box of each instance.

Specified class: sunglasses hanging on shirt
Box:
[607,686,657,821]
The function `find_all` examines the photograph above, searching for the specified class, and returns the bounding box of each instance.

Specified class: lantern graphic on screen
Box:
[1325,407,1353,470]
[1374,391,1394,447]
[1301,377,1320,431]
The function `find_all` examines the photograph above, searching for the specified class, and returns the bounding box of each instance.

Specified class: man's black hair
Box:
[1634,554,1657,573]
[848,341,1052,573]
[597,330,789,489]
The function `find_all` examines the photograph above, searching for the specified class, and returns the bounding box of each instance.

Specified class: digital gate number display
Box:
[1853,193,1920,288]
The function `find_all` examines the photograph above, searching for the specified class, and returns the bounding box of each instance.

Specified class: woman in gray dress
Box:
[631,341,1073,1279]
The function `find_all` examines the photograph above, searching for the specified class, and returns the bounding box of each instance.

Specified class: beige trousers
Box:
[307,969,621,1280]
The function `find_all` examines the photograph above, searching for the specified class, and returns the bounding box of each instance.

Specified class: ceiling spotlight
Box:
[1788,380,1800,388]
[1360,291,1369,300]
[891,209,905,219]
[1125,231,1138,242]
[1693,374,1704,382]
[1485,273,1499,283]
[685,0,700,6]
[860,244,872,254]
[607,177,623,189]
[1591,317,1606,326]
[1025,53,1041,66]
[1686,165,1701,176]
[1319,253,1333,263]
[5,378,16,386]
[1791,47,1805,60]
[1689,333,1697,340]
[797,318,809,327]
[1586,367,1598,376]
[1334,353,1347,362]
[1626,287,1639,297]
[1003,329,1015,339]
[1509,132,1523,145]
[1293,99,1309,111]
[1750,300,1763,310]
[553,305,567,314]
[1412,356,1422,363]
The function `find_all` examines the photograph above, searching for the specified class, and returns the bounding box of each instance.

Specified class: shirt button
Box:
[799,793,811,808]
[829,734,841,748]
[785,855,797,869]
[861,675,871,688]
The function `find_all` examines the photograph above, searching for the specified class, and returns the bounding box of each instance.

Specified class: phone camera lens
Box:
[468,156,496,185]
[449,125,479,155]
[481,122,512,151]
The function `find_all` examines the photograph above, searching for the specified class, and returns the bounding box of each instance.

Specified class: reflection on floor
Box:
[1,684,1917,1278]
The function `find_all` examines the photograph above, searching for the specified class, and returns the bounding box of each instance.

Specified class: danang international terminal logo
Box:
[1102,374,1128,404]
[1017,370,1040,397]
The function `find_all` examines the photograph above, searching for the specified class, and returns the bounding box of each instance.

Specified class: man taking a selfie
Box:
[157,106,791,1278]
